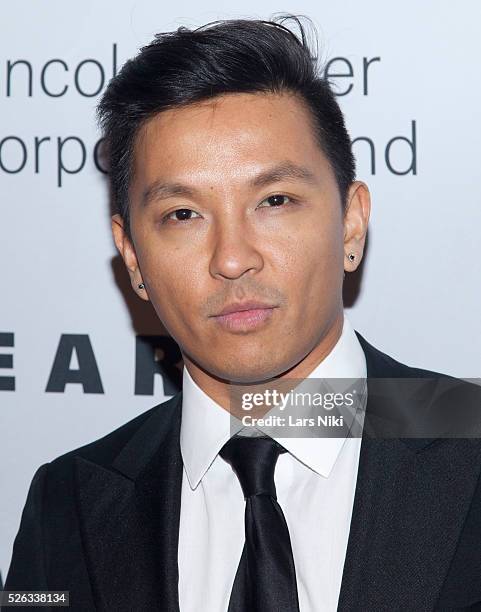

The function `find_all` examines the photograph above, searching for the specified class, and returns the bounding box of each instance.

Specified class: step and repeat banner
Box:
[1,0,480,579]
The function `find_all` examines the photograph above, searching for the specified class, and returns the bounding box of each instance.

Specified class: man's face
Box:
[115,92,367,383]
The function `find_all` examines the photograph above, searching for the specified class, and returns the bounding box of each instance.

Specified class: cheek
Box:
[270,215,343,296]
[154,269,201,313]
[135,242,204,323]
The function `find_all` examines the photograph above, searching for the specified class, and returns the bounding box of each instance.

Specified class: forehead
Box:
[132,92,330,186]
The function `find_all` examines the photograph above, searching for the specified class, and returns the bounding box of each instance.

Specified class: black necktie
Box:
[219,436,301,612]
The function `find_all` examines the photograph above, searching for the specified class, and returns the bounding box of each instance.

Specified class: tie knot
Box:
[219,436,286,499]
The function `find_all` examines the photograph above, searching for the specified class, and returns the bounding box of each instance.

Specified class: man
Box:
[4,17,481,612]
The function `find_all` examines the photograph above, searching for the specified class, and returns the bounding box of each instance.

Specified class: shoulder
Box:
[43,392,182,481]
[355,329,469,381]
[355,330,481,433]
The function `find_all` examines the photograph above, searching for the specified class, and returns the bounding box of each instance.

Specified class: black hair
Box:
[97,16,356,240]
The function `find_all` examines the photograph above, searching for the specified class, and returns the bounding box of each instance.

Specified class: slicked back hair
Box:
[97,16,356,240]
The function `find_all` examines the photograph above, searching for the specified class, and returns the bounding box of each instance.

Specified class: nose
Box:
[209,217,264,281]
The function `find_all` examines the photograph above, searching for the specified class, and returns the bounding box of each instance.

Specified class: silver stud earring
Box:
[138,283,145,290]
[347,253,356,262]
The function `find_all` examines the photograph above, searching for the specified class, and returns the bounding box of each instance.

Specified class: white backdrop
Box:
[1,0,480,580]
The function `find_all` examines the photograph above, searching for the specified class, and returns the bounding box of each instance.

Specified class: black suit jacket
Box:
[4,331,481,611]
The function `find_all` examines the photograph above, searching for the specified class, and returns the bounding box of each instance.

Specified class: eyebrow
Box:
[141,161,318,208]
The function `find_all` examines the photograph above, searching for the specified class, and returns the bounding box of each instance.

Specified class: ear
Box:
[111,214,150,301]
[343,181,371,273]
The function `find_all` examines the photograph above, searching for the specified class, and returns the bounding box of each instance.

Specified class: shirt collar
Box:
[180,312,367,489]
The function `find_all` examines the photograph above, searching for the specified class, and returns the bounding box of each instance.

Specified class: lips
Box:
[214,300,277,317]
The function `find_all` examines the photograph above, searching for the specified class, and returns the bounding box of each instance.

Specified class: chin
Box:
[212,359,286,385]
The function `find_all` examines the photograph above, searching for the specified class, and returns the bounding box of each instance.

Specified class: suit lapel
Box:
[337,333,481,611]
[73,331,481,611]
[75,393,183,612]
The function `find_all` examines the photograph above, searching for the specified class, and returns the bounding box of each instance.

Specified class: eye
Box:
[258,194,294,208]
[163,208,201,223]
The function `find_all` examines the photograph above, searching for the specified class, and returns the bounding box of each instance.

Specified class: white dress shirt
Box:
[178,313,367,611]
